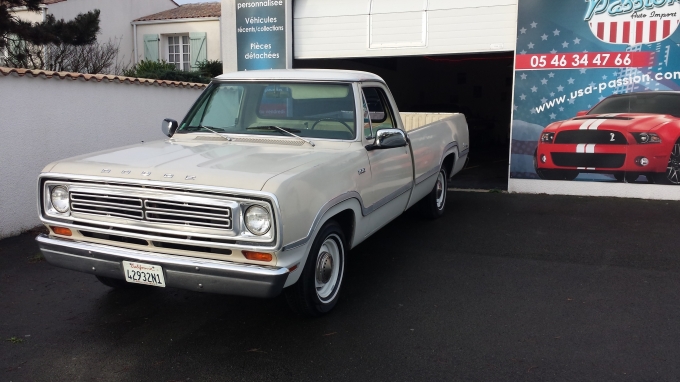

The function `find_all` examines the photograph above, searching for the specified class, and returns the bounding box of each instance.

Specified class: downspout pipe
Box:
[133,23,138,65]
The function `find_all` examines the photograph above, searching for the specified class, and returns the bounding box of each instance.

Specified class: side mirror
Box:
[162,118,178,137]
[366,128,408,151]
[576,110,588,117]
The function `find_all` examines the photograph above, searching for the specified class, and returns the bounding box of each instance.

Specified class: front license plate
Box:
[122,261,166,287]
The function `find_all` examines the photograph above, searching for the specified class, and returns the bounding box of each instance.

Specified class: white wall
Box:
[0,73,204,239]
[11,8,44,24]
[47,0,176,67]
[509,179,680,201]
[135,20,221,64]
[293,0,518,59]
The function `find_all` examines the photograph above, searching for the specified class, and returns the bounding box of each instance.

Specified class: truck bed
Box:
[400,112,456,132]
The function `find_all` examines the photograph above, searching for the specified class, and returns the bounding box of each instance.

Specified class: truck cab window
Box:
[362,87,396,133]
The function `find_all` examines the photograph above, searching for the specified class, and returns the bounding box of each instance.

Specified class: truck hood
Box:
[47,139,348,190]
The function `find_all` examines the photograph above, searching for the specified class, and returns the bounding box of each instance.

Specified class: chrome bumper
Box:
[36,235,289,298]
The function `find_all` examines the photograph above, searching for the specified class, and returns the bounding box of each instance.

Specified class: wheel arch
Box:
[442,152,456,179]
[281,198,362,287]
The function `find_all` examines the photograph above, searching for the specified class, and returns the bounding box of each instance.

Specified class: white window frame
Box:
[166,34,191,71]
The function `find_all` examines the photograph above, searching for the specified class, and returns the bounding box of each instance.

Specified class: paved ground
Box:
[449,145,510,191]
[2,191,680,381]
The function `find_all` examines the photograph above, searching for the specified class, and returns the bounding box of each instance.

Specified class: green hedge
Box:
[122,59,223,84]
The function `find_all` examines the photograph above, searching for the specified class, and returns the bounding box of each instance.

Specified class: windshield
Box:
[178,82,357,140]
[588,93,680,117]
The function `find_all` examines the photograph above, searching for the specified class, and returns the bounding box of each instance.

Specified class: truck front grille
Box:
[70,192,232,230]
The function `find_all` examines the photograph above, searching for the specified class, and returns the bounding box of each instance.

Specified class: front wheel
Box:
[420,166,447,219]
[285,221,346,317]
[654,139,680,185]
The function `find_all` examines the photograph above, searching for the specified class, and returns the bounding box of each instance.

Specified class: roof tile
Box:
[134,2,220,22]
[0,67,208,89]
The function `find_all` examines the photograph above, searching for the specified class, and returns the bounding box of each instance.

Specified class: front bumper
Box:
[37,234,289,298]
[536,143,670,173]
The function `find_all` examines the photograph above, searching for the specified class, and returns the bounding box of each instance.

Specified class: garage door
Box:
[293,0,518,59]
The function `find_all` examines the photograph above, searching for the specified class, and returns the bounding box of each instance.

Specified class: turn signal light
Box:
[51,226,72,236]
[243,251,273,262]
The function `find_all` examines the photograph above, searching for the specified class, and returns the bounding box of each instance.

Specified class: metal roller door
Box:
[293,0,518,59]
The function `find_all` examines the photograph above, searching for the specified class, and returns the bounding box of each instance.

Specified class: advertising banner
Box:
[235,0,288,71]
[510,0,680,192]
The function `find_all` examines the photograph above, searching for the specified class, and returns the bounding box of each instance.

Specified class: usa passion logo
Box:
[585,0,680,44]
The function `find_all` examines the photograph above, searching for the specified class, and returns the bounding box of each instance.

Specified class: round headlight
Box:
[50,186,70,213]
[244,205,271,236]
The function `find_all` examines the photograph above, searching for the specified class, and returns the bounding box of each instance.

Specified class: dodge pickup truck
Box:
[36,69,469,316]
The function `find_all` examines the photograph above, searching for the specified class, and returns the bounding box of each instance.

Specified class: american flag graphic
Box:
[509,1,680,180]
[589,19,680,44]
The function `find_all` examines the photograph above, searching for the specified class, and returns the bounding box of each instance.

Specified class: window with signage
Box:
[167,35,190,71]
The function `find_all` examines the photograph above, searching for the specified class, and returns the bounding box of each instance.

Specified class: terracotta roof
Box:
[0,67,207,89]
[133,2,220,22]
[42,0,67,4]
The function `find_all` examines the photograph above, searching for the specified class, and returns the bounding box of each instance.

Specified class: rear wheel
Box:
[420,166,447,219]
[285,221,346,317]
[654,139,680,185]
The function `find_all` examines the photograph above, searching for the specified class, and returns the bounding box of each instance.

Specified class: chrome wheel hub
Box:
[316,252,333,284]
[435,171,446,209]
[314,235,343,302]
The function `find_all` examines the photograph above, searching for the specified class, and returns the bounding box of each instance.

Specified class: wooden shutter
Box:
[189,32,207,69]
[143,34,159,61]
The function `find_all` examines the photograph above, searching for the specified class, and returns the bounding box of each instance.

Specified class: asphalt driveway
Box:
[2,191,680,381]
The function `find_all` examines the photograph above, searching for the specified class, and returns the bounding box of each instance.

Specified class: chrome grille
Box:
[145,199,232,229]
[71,192,143,219]
[70,192,232,230]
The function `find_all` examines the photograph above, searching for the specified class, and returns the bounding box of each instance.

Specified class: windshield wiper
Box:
[246,125,315,147]
[184,125,232,142]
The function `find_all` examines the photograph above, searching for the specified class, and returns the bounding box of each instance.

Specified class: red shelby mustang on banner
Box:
[534,92,680,184]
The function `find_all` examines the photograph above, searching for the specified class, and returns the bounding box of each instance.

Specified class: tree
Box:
[0,0,100,49]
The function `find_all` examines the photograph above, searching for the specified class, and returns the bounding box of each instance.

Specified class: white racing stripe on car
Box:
[589,119,607,130]
[576,144,596,153]
[579,119,596,130]
[577,167,586,170]
[587,167,596,170]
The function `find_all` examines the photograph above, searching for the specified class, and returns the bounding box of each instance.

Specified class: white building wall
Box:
[0,74,204,239]
[47,0,176,66]
[293,0,518,59]
[11,8,44,24]
[135,20,221,64]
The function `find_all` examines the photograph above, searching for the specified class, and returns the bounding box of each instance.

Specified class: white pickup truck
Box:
[36,69,469,316]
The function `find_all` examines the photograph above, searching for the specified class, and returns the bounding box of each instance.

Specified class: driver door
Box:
[359,83,413,228]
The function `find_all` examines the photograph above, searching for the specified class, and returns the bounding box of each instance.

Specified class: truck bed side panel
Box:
[405,113,469,208]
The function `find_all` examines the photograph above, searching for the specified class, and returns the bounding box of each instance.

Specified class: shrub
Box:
[122,59,174,77]
[122,59,210,83]
[195,59,223,78]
